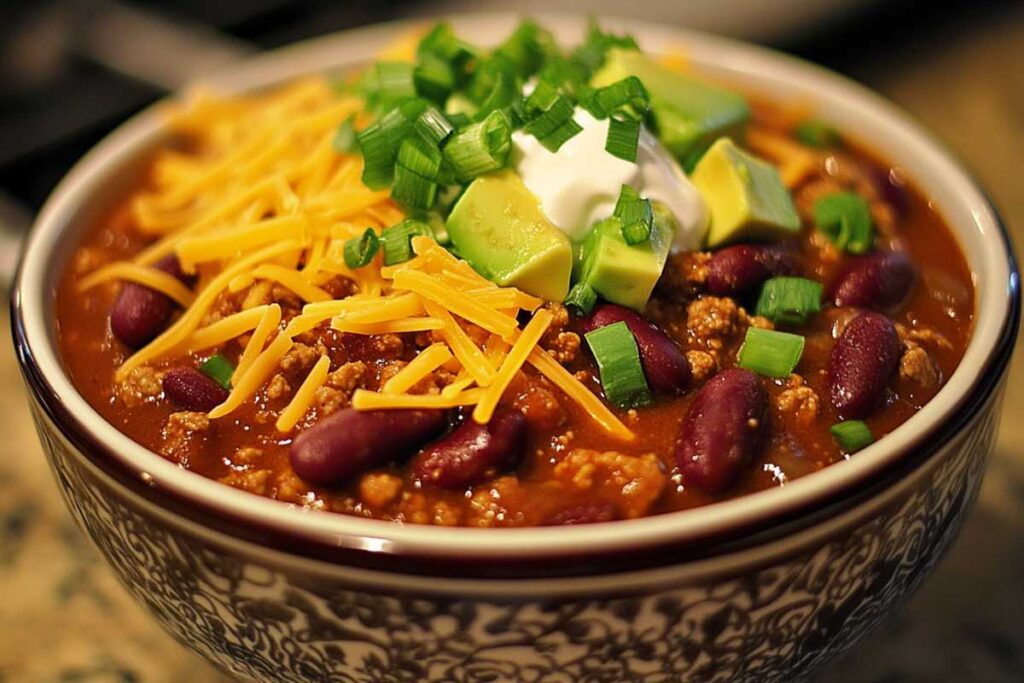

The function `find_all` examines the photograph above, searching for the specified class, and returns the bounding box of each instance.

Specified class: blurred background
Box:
[0,0,1021,681]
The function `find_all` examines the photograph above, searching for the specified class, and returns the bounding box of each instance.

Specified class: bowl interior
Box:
[15,13,1017,559]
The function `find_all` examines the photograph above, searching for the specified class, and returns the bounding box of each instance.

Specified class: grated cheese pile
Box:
[78,76,635,442]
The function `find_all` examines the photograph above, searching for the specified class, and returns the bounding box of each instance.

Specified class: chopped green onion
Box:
[606,114,642,162]
[200,354,234,390]
[418,23,473,66]
[365,62,416,111]
[466,55,518,106]
[571,19,638,76]
[442,109,512,182]
[523,95,576,140]
[391,166,437,210]
[564,281,598,315]
[524,79,560,115]
[473,71,518,120]
[584,321,653,409]
[357,98,428,189]
[613,185,653,244]
[343,228,381,269]
[537,57,589,98]
[397,136,442,179]
[795,120,842,148]
[813,191,874,254]
[830,420,873,453]
[331,116,360,154]
[583,76,649,119]
[414,55,455,104]
[413,107,454,146]
[494,20,545,78]
[737,327,805,378]
[537,118,583,153]
[381,219,433,266]
[755,277,823,326]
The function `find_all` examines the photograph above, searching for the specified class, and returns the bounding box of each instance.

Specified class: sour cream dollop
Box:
[511,109,708,251]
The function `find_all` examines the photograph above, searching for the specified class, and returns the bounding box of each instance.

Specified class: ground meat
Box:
[896,323,953,351]
[274,469,320,507]
[656,251,711,299]
[266,373,291,400]
[358,473,403,508]
[686,350,717,383]
[233,447,264,467]
[745,313,775,330]
[554,449,666,519]
[540,302,581,364]
[686,296,740,350]
[320,276,359,300]
[511,378,565,430]
[270,284,303,311]
[219,468,272,496]
[280,343,319,372]
[161,411,209,461]
[900,342,940,387]
[777,374,821,424]
[116,366,163,407]
[312,361,367,415]
[368,333,405,358]
[466,476,526,527]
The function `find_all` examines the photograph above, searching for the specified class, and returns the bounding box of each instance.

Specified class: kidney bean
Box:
[412,410,527,489]
[830,250,915,310]
[110,255,190,348]
[542,502,618,526]
[674,368,767,494]
[581,304,690,394]
[828,311,901,418]
[162,366,229,412]
[290,409,446,487]
[872,166,909,218]
[706,245,798,296]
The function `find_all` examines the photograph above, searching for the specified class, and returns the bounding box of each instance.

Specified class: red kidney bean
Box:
[162,366,229,412]
[674,368,767,494]
[110,255,190,348]
[706,244,798,296]
[290,409,446,487]
[872,166,909,218]
[412,410,527,489]
[830,250,915,310]
[828,311,901,418]
[542,502,618,526]
[581,304,690,394]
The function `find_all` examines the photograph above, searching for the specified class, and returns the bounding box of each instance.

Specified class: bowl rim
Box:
[12,13,1021,578]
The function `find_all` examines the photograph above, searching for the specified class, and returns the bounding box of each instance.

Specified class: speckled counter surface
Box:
[1,6,1021,683]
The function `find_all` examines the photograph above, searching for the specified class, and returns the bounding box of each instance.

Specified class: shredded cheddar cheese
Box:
[85,78,635,441]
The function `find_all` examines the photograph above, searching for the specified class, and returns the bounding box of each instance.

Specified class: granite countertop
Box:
[1,6,1021,682]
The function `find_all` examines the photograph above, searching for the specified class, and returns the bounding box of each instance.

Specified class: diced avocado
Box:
[592,48,750,163]
[574,205,676,311]
[446,171,572,300]
[691,138,800,247]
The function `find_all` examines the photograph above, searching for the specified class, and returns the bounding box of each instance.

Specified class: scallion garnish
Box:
[200,354,234,390]
[795,120,842,148]
[582,76,649,119]
[737,327,805,378]
[755,277,823,326]
[830,420,873,452]
[493,19,546,78]
[413,56,455,104]
[584,321,653,409]
[523,95,577,141]
[813,191,874,254]
[571,19,638,76]
[391,166,438,210]
[442,109,513,182]
[365,62,417,111]
[564,281,597,315]
[343,227,381,269]
[331,115,360,154]
[473,71,518,120]
[356,98,428,189]
[381,219,433,265]
[606,114,642,162]
[613,185,653,245]
[413,107,454,147]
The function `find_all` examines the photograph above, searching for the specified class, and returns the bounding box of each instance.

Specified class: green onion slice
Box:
[331,115,360,154]
[356,98,428,190]
[613,185,653,244]
[442,109,513,182]
[813,191,874,254]
[200,354,234,390]
[755,277,823,326]
[413,107,454,147]
[494,20,546,78]
[737,327,805,378]
[413,56,455,104]
[537,119,583,153]
[583,76,649,119]
[343,228,381,269]
[365,62,416,111]
[606,114,642,163]
[584,321,653,409]
[795,120,842,148]
[564,281,597,315]
[381,219,433,266]
[830,420,873,453]
[391,166,438,211]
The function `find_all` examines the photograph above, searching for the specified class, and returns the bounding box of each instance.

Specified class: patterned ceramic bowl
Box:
[11,14,1020,683]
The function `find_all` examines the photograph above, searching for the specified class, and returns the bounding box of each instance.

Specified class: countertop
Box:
[1,4,1021,681]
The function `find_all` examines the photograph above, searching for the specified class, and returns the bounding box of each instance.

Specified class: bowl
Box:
[11,14,1020,683]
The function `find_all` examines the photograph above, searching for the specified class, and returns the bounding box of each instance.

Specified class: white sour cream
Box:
[511,108,708,250]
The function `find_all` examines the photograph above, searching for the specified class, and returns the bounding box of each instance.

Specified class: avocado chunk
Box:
[691,138,800,247]
[574,204,676,311]
[446,171,573,300]
[592,48,750,164]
